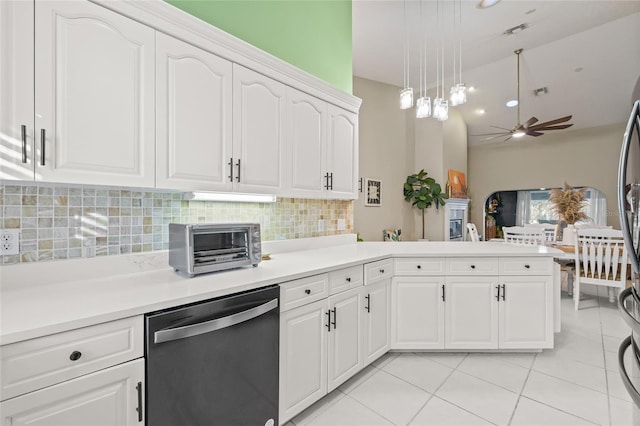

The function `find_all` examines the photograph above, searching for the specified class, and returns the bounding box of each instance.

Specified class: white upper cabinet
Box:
[0,0,34,181]
[34,1,155,186]
[233,64,286,194]
[285,88,327,198]
[326,105,358,199]
[155,32,233,192]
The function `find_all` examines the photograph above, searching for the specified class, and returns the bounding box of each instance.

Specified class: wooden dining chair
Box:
[502,226,544,245]
[573,228,628,310]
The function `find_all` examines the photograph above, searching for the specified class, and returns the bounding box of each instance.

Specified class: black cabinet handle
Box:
[379,269,385,274]
[502,284,506,301]
[525,264,531,269]
[359,177,363,192]
[495,285,500,301]
[136,381,143,422]
[417,265,422,269]
[40,129,46,166]
[470,264,476,269]
[324,172,330,190]
[441,284,445,302]
[346,277,351,282]
[21,125,27,163]
[329,172,334,190]
[235,158,241,182]
[69,350,82,361]
[331,307,337,328]
[365,294,371,312]
[326,311,331,332]
[228,157,233,182]
[305,289,311,295]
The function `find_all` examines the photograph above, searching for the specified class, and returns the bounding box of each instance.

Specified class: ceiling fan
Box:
[476,48,573,142]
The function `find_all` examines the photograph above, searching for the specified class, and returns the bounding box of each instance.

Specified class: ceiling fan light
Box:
[400,87,414,110]
[506,99,518,108]
[416,97,432,118]
[513,130,526,138]
[450,83,467,106]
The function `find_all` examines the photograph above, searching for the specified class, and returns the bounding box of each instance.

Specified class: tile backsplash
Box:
[0,183,353,265]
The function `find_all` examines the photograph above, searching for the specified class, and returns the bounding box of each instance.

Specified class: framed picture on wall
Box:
[365,178,381,206]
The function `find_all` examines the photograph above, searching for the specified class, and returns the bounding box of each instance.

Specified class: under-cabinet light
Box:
[183,192,277,203]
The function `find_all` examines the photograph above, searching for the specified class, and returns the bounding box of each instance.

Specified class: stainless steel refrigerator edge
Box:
[617,99,640,424]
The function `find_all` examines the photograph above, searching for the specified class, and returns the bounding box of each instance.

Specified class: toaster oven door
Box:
[192,226,255,269]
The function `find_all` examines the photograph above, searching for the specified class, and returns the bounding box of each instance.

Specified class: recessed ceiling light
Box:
[506,100,518,108]
[477,0,502,9]
[476,109,485,115]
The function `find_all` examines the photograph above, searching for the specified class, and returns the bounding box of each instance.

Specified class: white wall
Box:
[353,77,415,241]
[468,123,625,232]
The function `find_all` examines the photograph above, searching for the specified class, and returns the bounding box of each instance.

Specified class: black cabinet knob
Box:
[305,289,311,295]
[380,269,385,274]
[470,265,476,269]
[525,264,531,269]
[417,265,422,269]
[346,277,351,282]
[69,351,82,361]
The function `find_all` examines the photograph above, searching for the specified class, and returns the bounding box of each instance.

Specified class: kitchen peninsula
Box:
[0,239,562,424]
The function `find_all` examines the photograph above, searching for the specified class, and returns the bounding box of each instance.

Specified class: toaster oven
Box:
[169,223,261,277]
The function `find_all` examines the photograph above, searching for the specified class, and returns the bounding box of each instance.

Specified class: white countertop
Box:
[0,241,561,345]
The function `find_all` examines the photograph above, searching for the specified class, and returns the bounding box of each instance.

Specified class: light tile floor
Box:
[288,296,637,426]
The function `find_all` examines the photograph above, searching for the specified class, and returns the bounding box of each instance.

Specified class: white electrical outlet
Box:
[0,229,20,255]
[318,220,325,232]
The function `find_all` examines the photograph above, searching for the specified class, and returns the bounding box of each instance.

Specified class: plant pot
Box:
[562,224,576,246]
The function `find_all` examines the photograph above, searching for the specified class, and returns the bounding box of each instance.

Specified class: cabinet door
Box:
[233,64,285,194]
[0,358,144,425]
[0,0,34,181]
[285,88,326,198]
[279,299,327,423]
[499,275,553,349]
[326,104,358,199]
[363,279,390,366]
[156,32,233,192]
[34,1,155,187]
[391,277,445,350]
[327,287,363,392]
[445,276,499,350]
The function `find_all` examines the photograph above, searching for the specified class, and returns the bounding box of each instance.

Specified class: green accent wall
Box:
[165,0,353,93]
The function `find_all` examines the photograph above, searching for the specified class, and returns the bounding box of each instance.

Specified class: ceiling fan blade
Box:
[532,115,573,127]
[472,132,511,137]
[522,117,539,128]
[480,134,510,141]
[526,131,544,137]
[489,125,514,132]
[528,123,574,131]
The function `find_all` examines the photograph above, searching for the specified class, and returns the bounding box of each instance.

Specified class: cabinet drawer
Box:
[329,265,363,295]
[280,274,329,312]
[364,258,394,284]
[499,257,553,275]
[394,258,445,276]
[446,258,499,275]
[1,316,143,401]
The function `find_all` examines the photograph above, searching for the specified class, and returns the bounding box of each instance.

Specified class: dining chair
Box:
[502,226,544,245]
[467,223,480,242]
[524,223,558,243]
[573,228,628,310]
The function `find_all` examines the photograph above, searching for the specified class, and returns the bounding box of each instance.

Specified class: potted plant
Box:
[403,169,448,240]
[548,183,589,245]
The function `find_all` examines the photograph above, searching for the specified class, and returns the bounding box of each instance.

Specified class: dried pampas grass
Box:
[549,183,589,224]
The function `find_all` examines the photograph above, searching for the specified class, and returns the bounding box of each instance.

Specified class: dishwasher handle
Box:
[154,298,278,344]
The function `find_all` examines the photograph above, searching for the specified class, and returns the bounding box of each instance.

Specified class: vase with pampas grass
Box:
[548,183,590,245]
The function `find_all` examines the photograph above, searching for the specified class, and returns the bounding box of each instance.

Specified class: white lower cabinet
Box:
[0,358,144,425]
[391,277,445,350]
[445,276,499,350]
[363,279,391,364]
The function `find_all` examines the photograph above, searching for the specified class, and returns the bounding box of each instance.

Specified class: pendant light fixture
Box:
[449,0,467,106]
[399,0,414,110]
[415,0,431,118]
[432,0,448,121]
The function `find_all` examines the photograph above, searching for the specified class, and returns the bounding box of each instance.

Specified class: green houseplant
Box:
[403,169,448,240]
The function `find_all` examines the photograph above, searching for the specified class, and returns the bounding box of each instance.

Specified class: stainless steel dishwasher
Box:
[145,285,279,426]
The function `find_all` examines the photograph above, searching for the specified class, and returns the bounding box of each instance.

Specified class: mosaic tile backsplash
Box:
[0,183,354,265]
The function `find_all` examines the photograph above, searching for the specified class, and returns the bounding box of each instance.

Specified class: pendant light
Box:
[415,0,431,118]
[450,0,467,106]
[399,0,414,110]
[432,0,448,121]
